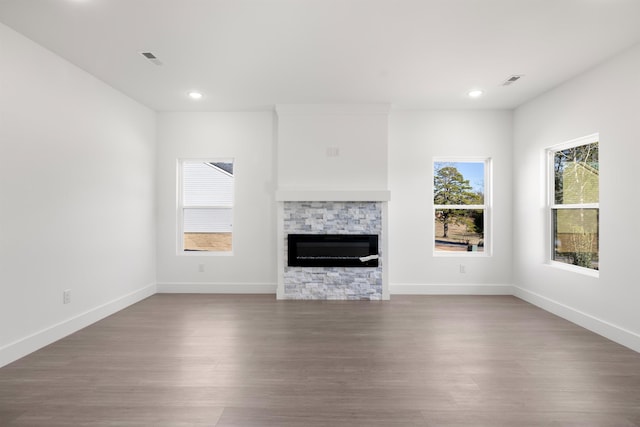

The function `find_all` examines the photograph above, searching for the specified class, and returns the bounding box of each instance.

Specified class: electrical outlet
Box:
[198,264,205,273]
[459,264,466,274]
[326,146,340,157]
[63,289,71,304]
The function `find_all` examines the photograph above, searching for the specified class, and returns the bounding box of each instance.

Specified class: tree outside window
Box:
[550,136,599,271]
[433,160,489,253]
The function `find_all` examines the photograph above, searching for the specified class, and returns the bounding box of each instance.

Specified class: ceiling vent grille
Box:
[140,51,163,66]
[502,75,523,86]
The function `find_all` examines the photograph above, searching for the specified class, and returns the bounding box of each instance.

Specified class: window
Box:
[433,159,490,254]
[549,135,599,271]
[178,159,234,254]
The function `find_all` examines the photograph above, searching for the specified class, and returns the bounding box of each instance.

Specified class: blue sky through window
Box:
[435,161,484,193]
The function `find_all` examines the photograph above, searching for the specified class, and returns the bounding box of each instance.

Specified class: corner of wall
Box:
[0,283,156,368]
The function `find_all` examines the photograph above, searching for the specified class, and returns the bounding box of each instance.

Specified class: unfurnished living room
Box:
[1,1,640,426]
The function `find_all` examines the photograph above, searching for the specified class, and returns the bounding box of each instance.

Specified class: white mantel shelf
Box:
[276,190,390,202]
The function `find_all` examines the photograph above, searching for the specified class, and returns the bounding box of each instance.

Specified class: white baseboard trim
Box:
[0,282,156,368]
[4,281,637,368]
[513,286,640,353]
[157,282,277,294]
[390,283,514,295]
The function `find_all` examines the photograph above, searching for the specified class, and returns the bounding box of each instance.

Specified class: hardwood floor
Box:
[1,295,640,426]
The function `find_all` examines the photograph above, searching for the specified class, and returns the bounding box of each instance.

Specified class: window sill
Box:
[433,251,491,257]
[177,251,234,257]
[548,261,599,278]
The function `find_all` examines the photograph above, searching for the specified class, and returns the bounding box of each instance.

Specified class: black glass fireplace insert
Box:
[288,234,379,267]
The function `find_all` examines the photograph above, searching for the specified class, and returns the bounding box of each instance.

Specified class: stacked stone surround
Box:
[283,201,382,300]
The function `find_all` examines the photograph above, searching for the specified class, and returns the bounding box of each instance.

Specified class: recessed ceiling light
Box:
[468,90,483,98]
[188,91,203,100]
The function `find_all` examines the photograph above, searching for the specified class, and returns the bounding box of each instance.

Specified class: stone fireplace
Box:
[276,192,390,300]
[283,201,382,299]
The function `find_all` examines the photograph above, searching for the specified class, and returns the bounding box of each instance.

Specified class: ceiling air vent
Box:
[502,75,523,86]
[140,51,163,66]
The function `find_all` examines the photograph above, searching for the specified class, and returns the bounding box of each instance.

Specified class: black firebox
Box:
[287,234,379,267]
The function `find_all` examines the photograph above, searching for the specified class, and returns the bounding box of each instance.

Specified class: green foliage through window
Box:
[433,161,487,253]
[550,137,599,271]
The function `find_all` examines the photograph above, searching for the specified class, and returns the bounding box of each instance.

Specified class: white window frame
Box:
[547,133,599,277]
[433,157,492,257]
[177,158,235,256]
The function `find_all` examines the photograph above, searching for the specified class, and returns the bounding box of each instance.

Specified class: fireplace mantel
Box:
[276,189,390,202]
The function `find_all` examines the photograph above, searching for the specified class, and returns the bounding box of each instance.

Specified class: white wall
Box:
[156,112,277,292]
[513,43,640,351]
[276,104,389,191]
[388,110,513,294]
[3,13,637,368]
[0,23,157,366]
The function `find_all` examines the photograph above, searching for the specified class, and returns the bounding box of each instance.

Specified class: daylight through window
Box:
[433,159,490,254]
[178,160,234,253]
[549,136,599,271]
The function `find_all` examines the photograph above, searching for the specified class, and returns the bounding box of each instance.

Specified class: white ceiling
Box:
[1,0,640,112]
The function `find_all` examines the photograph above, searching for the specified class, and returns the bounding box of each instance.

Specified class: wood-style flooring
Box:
[1,295,640,426]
